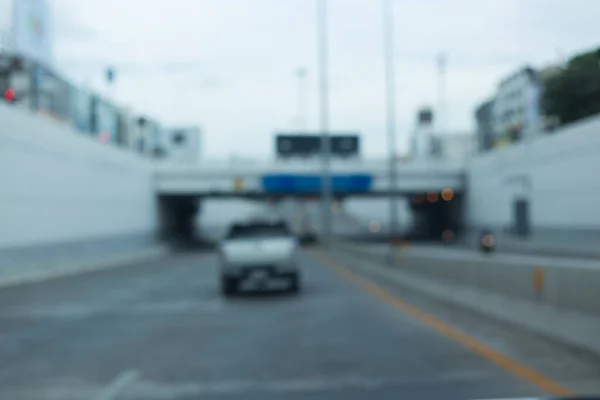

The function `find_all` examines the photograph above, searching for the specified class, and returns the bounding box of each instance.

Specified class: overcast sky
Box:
[48,0,600,158]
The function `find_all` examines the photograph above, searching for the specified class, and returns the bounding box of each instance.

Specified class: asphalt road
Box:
[0,249,596,400]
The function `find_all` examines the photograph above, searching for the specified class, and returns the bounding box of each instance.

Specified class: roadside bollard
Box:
[533,266,544,300]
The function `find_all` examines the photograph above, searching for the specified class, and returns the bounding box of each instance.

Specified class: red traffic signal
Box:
[4,88,16,102]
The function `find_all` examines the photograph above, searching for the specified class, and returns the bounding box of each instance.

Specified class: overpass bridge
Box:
[153,159,466,198]
[153,159,467,241]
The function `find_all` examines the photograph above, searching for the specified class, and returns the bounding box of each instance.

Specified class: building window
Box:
[172,131,186,145]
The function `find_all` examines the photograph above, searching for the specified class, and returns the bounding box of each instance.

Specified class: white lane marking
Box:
[3,371,505,400]
[119,372,499,398]
[122,377,386,398]
[94,370,140,400]
[0,300,224,319]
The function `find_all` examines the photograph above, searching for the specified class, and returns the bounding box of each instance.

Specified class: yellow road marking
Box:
[313,252,575,397]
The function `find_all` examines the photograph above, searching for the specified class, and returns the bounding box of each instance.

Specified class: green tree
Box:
[542,47,600,126]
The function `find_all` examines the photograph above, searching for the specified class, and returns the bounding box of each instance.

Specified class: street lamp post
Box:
[383,0,399,264]
[436,53,446,137]
[317,0,332,243]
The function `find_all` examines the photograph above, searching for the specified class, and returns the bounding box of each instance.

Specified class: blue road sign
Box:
[261,174,372,194]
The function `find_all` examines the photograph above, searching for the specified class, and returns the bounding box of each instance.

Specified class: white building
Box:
[410,107,475,161]
[430,132,477,161]
[411,124,435,160]
[411,107,435,160]
[492,66,542,142]
[0,0,53,67]
[158,126,202,164]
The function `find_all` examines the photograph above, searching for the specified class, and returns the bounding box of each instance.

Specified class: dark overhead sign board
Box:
[275,133,360,158]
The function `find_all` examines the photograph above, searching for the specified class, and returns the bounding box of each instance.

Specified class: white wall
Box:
[0,102,157,249]
[467,114,600,230]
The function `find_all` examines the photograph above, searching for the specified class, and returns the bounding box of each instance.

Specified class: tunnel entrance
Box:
[158,195,201,244]
[407,190,464,241]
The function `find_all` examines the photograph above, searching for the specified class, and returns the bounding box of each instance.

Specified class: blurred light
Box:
[441,188,454,201]
[442,229,455,242]
[398,240,409,248]
[413,194,424,205]
[4,88,16,102]
[482,234,495,247]
[99,131,110,143]
[368,220,380,233]
[427,192,439,203]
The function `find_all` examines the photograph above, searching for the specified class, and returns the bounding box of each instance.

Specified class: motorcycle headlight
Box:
[482,234,495,247]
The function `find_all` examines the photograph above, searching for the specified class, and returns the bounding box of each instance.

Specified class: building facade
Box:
[492,66,542,144]
[429,132,476,161]
[474,99,495,152]
[0,0,54,67]
[0,0,202,162]
[160,126,202,163]
[411,107,435,160]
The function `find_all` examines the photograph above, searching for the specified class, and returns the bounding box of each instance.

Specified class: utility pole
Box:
[316,0,332,242]
[383,0,399,264]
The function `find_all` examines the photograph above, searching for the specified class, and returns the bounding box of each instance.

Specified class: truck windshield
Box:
[226,223,291,240]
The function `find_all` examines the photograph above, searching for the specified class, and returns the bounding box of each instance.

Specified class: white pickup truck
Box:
[218,220,301,295]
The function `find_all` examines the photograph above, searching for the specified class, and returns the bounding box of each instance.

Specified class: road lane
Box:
[321,249,600,395]
[0,250,549,400]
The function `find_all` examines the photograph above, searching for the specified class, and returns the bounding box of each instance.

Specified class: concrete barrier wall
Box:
[0,103,159,274]
[336,242,600,318]
[333,241,600,355]
[399,253,600,317]
[467,114,600,233]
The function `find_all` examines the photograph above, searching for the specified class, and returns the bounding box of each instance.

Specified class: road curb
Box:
[0,246,171,290]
